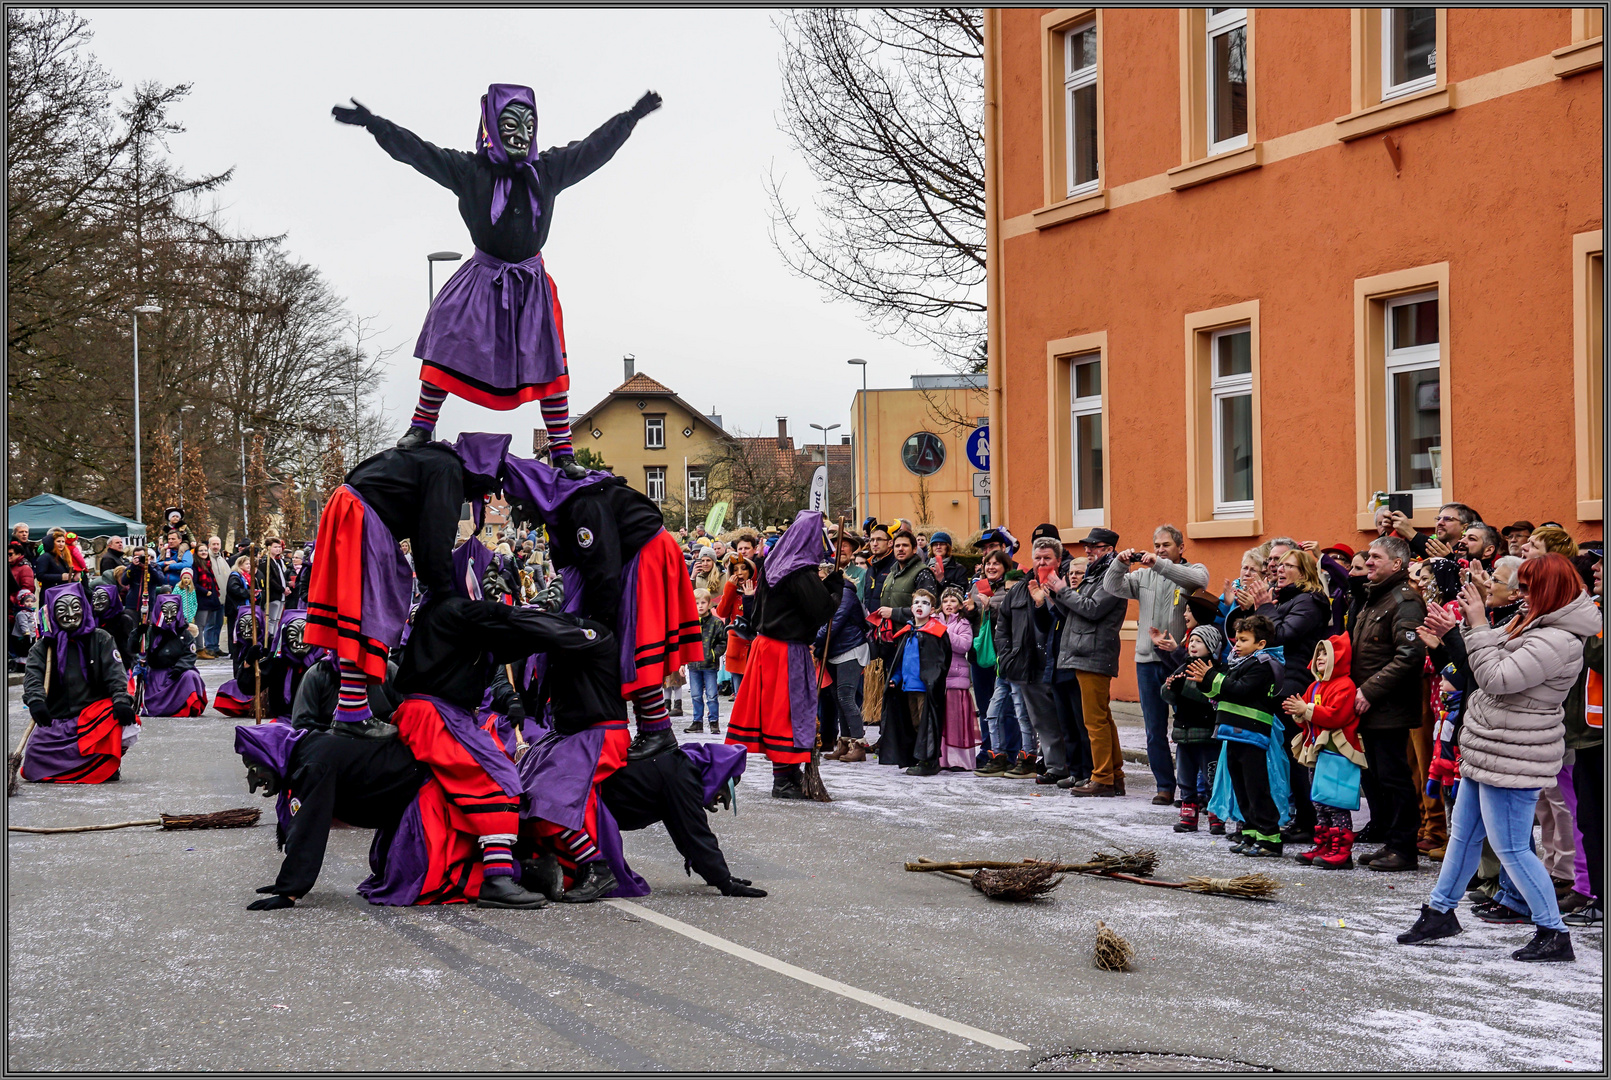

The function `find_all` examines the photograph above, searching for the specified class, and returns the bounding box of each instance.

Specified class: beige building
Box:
[850,374,989,540]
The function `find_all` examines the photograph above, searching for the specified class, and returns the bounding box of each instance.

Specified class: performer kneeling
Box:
[211,606,265,718]
[22,583,138,784]
[725,510,844,799]
[134,594,207,718]
[232,609,319,724]
[88,579,135,670]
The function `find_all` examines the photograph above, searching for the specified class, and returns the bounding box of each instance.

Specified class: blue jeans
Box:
[196,607,222,651]
[1428,780,1565,931]
[730,672,743,699]
[687,668,720,725]
[971,663,997,753]
[1175,741,1216,806]
[990,680,1032,757]
[1136,661,1176,795]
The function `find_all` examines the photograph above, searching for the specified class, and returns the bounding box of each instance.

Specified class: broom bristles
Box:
[969,861,1064,901]
[1093,920,1135,971]
[1181,873,1282,899]
[1083,848,1160,877]
[158,808,261,830]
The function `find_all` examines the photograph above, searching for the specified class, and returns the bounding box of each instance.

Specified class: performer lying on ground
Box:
[135,593,207,718]
[22,583,139,784]
[725,510,844,800]
[212,606,265,718]
[232,609,318,724]
[332,83,662,471]
[304,431,511,739]
[504,452,702,760]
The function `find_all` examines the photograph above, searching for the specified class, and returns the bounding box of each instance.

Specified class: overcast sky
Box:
[76,7,940,449]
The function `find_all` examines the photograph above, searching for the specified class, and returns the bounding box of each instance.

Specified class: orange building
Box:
[983,7,1604,698]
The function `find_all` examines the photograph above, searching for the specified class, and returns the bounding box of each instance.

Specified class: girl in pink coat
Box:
[939,586,982,769]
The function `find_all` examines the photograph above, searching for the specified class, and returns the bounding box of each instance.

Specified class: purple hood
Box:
[679,742,749,807]
[234,723,308,779]
[451,537,496,600]
[501,453,613,521]
[41,582,98,670]
[476,83,542,226]
[765,510,828,586]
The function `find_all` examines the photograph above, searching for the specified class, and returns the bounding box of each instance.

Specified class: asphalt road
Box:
[6,658,1603,1071]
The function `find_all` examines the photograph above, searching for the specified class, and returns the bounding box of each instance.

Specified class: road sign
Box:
[972,471,990,498]
[965,426,990,471]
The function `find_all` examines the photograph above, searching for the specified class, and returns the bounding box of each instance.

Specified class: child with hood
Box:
[175,568,199,630]
[1283,633,1365,868]
[937,586,981,770]
[1160,623,1223,832]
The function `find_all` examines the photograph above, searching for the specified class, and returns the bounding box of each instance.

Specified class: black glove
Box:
[247,890,295,911]
[719,880,767,898]
[112,700,137,726]
[508,498,541,530]
[331,98,374,127]
[27,701,50,727]
[238,642,266,666]
[630,91,663,120]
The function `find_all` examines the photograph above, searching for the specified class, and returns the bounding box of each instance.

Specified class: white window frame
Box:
[645,466,666,503]
[644,416,665,449]
[1064,21,1099,199]
[687,469,707,503]
[1206,7,1250,156]
[1383,289,1442,506]
[1381,7,1437,101]
[1069,353,1104,527]
[1209,326,1255,519]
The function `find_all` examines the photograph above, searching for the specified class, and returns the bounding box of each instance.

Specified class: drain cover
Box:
[1033,1050,1276,1072]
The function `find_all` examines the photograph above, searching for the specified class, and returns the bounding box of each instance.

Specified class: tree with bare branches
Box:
[768,9,985,367]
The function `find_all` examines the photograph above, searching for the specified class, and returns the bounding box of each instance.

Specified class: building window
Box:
[1064,20,1099,197]
[687,469,708,503]
[1209,327,1255,518]
[901,432,946,476]
[1207,8,1249,154]
[1070,354,1103,524]
[1382,8,1437,100]
[645,467,666,503]
[644,416,664,449]
[1574,231,1604,520]
[1383,292,1441,503]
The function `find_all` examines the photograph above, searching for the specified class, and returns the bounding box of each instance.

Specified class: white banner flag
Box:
[808,465,828,514]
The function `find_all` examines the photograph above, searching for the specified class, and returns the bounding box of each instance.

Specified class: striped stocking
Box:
[631,686,671,734]
[410,382,448,433]
[540,392,573,458]
[334,657,372,724]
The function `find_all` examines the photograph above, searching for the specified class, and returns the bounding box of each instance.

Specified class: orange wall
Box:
[993,8,1602,699]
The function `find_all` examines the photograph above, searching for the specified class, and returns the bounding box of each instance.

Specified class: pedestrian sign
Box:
[965,425,989,472]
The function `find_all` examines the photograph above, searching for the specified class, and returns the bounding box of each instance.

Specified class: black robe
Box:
[879,620,952,768]
[344,445,482,595]
[527,476,665,625]
[236,655,313,720]
[599,749,735,890]
[23,630,131,718]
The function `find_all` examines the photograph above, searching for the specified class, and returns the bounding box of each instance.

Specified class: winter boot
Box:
[669,698,684,717]
[1003,752,1038,779]
[974,751,1009,777]
[1315,828,1356,870]
[1207,813,1226,835]
[708,717,721,735]
[475,875,550,909]
[1397,904,1462,945]
[684,720,705,734]
[1511,928,1575,963]
[772,767,811,800]
[840,739,868,763]
[825,738,851,761]
[1295,826,1333,865]
[1173,802,1200,833]
[520,853,565,902]
[558,859,618,904]
[627,728,678,760]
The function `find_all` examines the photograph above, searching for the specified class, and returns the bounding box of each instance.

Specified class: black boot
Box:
[331,717,398,740]
[551,453,590,480]
[627,728,678,760]
[904,759,939,777]
[1511,927,1575,963]
[559,859,618,903]
[772,767,811,800]
[520,853,565,902]
[475,873,550,909]
[395,425,433,451]
[1397,904,1462,945]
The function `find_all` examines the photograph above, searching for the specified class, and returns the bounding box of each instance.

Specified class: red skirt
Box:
[304,485,412,681]
[724,635,814,766]
[411,776,485,905]
[620,529,704,696]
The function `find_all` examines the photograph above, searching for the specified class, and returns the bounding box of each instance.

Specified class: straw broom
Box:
[1094,921,1135,972]
[907,849,1161,877]
[10,807,262,834]
[907,854,1280,900]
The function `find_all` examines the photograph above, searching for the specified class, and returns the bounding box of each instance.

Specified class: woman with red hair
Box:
[1400,553,1601,961]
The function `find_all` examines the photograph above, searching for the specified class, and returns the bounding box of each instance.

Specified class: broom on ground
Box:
[9,807,261,834]
[907,854,1280,901]
[1091,871,1283,900]
[1094,920,1135,971]
[913,860,1065,901]
[907,849,1161,877]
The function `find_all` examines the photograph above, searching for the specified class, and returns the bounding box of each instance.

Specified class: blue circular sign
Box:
[965,425,990,472]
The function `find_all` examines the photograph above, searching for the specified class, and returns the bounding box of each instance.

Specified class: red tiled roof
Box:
[615,373,676,396]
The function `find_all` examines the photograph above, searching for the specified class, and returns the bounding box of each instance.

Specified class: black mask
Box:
[236,611,258,641]
[282,619,310,658]
[90,587,111,617]
[53,595,84,632]
[498,103,534,161]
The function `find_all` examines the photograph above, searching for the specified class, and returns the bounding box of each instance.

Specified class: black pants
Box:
[1052,671,1093,781]
[1226,740,1279,839]
[1361,727,1419,858]
[1572,742,1603,905]
[1281,715,1316,832]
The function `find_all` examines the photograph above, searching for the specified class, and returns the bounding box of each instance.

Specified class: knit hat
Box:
[1031,523,1061,544]
[929,530,953,547]
[1189,624,1224,658]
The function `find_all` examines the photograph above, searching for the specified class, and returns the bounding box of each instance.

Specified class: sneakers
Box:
[974,751,1010,777]
[1003,752,1038,779]
[1511,928,1575,963]
[1563,904,1603,927]
[1173,803,1200,833]
[1315,828,1356,870]
[684,721,705,734]
[1295,827,1333,865]
[1397,904,1462,945]
[1473,900,1530,925]
[1227,836,1254,855]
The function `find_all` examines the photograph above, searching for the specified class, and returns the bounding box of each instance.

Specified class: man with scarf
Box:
[233,609,320,724]
[135,593,208,718]
[332,84,662,473]
[21,583,138,784]
[725,510,844,800]
[304,431,511,739]
[503,452,702,761]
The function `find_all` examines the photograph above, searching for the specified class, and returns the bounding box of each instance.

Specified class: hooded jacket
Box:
[1289,634,1364,768]
[1347,567,1428,730]
[1161,653,1220,743]
[1457,591,1602,789]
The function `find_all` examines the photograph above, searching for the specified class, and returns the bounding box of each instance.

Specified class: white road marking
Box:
[604,899,1029,1051]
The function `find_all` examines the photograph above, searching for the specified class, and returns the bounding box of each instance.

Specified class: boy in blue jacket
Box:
[1188,614,1284,856]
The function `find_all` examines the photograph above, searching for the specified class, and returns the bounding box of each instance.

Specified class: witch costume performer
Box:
[135,593,208,718]
[332,84,663,474]
[21,583,139,784]
[211,605,265,718]
[233,609,319,724]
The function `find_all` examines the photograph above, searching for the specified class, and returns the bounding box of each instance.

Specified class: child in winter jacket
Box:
[1282,633,1365,868]
[685,589,728,734]
[1161,623,1223,832]
[880,589,953,776]
[1192,614,1283,856]
[938,586,981,770]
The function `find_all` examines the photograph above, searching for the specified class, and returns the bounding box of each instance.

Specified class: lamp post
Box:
[847,358,869,524]
[177,404,195,508]
[131,302,162,523]
[809,423,841,517]
[240,426,255,543]
[427,251,463,306]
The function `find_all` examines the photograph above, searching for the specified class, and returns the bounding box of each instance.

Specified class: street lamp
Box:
[847,358,869,524]
[427,251,463,306]
[240,427,255,543]
[810,423,841,518]
[177,404,195,507]
[131,302,162,522]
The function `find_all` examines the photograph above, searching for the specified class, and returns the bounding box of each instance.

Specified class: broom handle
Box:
[10,818,163,834]
[9,631,53,793]
[1091,872,1190,890]
[250,596,263,725]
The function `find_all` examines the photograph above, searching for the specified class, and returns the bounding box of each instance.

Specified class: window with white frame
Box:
[1070,354,1103,525]
[644,416,665,449]
[1207,8,1248,155]
[1382,8,1436,100]
[1210,327,1254,518]
[1065,21,1099,197]
[645,466,666,503]
[687,469,707,503]
[1384,291,1441,503]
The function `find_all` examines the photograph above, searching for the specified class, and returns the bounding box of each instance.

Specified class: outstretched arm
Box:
[333,98,473,193]
[541,91,661,192]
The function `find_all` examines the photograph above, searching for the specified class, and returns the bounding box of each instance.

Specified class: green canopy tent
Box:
[7,494,148,541]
